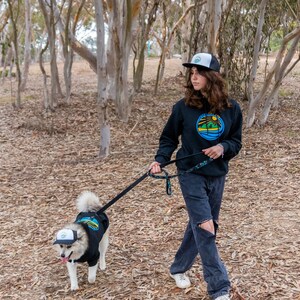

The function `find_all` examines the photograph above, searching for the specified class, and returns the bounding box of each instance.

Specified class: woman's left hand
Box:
[202,144,224,159]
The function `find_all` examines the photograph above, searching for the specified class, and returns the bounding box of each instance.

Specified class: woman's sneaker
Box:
[215,294,230,300]
[170,273,191,289]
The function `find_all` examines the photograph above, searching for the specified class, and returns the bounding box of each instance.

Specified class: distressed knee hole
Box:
[198,220,215,235]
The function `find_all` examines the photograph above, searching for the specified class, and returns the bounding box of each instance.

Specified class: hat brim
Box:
[53,239,75,245]
[182,63,215,71]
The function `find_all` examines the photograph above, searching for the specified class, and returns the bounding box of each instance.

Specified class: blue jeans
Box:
[170,172,230,299]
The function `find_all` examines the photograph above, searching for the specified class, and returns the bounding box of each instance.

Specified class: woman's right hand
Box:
[149,161,161,174]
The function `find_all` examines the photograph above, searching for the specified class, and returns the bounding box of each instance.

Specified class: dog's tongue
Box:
[61,257,69,263]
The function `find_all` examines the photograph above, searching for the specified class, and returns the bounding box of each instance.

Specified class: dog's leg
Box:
[88,263,98,283]
[99,228,109,270]
[67,262,79,291]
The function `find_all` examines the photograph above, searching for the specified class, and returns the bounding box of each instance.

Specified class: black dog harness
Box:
[70,212,109,266]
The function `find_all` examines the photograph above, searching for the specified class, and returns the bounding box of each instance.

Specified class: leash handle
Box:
[149,157,214,196]
[159,151,205,168]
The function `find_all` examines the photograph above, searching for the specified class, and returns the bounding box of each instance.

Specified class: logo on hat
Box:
[60,232,67,239]
[193,56,201,64]
[53,228,78,245]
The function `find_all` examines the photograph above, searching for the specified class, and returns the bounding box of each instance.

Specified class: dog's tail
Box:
[76,191,101,213]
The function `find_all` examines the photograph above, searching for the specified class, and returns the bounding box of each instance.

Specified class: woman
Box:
[149,53,242,300]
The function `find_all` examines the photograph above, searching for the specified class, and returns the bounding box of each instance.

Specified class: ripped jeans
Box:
[170,172,230,299]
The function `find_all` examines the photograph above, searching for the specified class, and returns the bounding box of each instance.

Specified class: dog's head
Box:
[53,225,88,263]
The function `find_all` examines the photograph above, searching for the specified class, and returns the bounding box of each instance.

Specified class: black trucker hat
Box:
[182,53,220,72]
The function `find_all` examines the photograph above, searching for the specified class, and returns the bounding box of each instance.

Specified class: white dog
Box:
[53,191,109,291]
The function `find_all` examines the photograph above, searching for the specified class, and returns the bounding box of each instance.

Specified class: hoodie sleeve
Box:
[155,101,183,164]
[220,101,243,160]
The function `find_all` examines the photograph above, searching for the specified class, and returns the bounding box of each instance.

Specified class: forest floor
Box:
[0,57,299,300]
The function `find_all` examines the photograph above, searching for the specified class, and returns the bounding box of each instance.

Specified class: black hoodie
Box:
[155,98,242,177]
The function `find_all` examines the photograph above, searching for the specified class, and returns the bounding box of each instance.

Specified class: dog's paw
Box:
[99,261,106,270]
[70,284,79,291]
[88,275,96,284]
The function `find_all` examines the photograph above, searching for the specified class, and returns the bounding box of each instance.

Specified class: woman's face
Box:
[190,67,207,91]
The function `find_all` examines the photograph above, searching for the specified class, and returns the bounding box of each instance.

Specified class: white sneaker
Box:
[170,273,191,289]
[215,294,230,300]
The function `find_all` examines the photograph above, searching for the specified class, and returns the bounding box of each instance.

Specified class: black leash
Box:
[97,153,213,214]
[97,172,149,214]
[149,157,213,195]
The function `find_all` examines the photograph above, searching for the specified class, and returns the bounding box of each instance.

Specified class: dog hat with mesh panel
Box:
[182,53,220,72]
[53,229,78,245]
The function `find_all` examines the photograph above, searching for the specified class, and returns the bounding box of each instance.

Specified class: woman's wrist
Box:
[217,143,224,158]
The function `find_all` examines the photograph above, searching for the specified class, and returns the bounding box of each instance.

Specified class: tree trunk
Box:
[247,0,267,103]
[259,33,300,125]
[7,0,22,108]
[133,0,160,92]
[39,0,64,109]
[275,53,300,104]
[181,0,192,71]
[52,1,97,73]
[106,18,117,103]
[62,0,74,103]
[1,45,12,82]
[107,0,141,122]
[95,0,110,157]
[154,3,167,95]
[154,3,195,94]
[133,48,145,92]
[39,40,51,110]
[48,3,57,108]
[207,0,222,54]
[20,0,32,92]
[246,26,300,127]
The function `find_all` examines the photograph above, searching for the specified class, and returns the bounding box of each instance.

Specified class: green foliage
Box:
[263,1,299,52]
[218,0,258,99]
[269,30,285,51]
[217,0,298,99]
[0,69,16,77]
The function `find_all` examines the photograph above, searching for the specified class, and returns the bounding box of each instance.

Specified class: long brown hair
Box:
[184,68,231,113]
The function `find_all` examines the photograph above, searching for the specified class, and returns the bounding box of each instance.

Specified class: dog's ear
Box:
[76,229,85,241]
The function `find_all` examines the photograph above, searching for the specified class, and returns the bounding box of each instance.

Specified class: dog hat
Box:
[182,53,220,72]
[53,229,78,245]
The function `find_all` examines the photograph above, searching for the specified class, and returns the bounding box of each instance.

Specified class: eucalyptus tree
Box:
[246,0,300,127]
[61,0,75,103]
[247,26,300,127]
[0,3,9,69]
[95,0,142,156]
[55,0,87,103]
[7,0,22,108]
[180,0,198,70]
[94,0,108,157]
[246,0,267,114]
[105,0,142,122]
[52,0,97,73]
[132,0,160,92]
[39,0,64,110]
[218,0,258,98]
[20,0,32,92]
[0,33,14,82]
[206,0,224,55]
[153,0,196,94]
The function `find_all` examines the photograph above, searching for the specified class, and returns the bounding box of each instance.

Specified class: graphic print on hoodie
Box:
[196,113,225,141]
